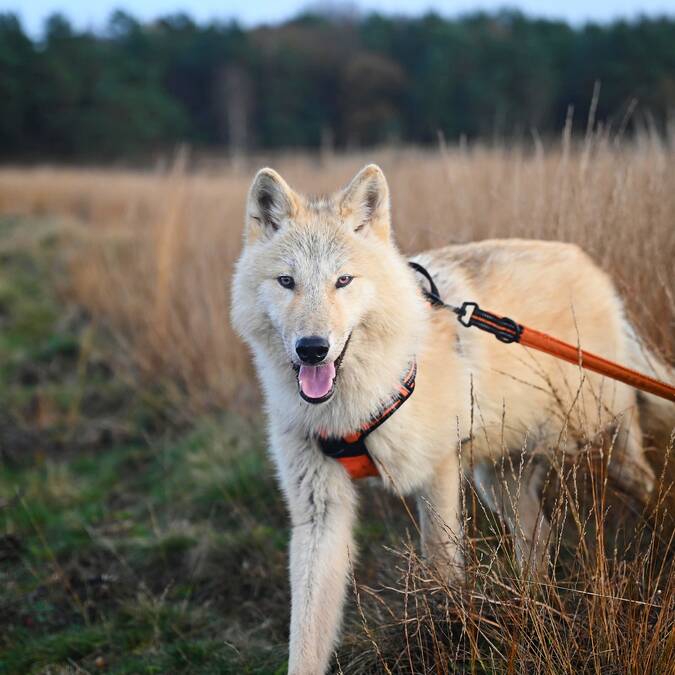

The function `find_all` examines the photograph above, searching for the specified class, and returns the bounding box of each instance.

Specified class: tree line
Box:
[1,9,674,159]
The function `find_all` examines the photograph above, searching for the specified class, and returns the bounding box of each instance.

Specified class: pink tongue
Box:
[298,362,336,399]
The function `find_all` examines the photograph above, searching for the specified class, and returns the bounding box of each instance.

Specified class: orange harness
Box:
[316,361,417,479]
[316,264,674,481]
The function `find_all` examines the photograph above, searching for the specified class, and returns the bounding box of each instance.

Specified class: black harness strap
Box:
[408,261,444,307]
[409,261,523,344]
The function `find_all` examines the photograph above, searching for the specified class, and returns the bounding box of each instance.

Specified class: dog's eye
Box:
[336,275,353,289]
[277,275,295,289]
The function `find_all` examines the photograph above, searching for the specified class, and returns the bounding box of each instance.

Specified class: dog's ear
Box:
[246,168,297,243]
[340,164,390,240]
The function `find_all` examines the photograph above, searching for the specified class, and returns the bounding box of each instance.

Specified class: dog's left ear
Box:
[340,164,390,241]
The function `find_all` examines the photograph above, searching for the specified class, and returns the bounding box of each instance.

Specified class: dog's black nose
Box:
[296,336,330,365]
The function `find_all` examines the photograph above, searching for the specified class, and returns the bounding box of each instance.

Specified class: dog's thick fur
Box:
[231,164,673,675]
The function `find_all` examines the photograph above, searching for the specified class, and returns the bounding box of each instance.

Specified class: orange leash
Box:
[455,301,675,403]
[519,325,675,402]
[409,264,674,403]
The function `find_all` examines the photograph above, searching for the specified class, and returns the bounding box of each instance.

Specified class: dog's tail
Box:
[625,321,675,447]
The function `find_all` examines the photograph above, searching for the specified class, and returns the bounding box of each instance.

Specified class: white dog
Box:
[231,164,669,674]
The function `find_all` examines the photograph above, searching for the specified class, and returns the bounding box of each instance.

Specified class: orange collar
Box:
[316,361,417,479]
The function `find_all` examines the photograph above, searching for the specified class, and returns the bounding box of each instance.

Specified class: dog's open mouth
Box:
[295,335,351,404]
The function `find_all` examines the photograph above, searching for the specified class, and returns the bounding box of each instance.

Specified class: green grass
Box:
[0,219,290,674]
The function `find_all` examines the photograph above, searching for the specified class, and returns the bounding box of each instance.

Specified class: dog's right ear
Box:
[245,168,297,243]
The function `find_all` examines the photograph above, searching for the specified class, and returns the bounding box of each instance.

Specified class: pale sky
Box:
[5,0,675,36]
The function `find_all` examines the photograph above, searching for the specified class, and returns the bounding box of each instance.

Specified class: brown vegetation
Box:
[1,133,673,672]
[1,134,673,414]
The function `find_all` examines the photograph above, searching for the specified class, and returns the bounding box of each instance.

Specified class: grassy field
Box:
[0,218,299,672]
[0,135,674,673]
[1,136,673,412]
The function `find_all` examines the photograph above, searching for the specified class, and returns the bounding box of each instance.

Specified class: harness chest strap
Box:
[316,361,417,479]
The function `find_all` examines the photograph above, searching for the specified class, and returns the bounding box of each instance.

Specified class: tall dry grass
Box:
[1,132,674,672]
[0,132,673,412]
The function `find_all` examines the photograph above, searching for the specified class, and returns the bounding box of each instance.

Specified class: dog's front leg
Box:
[275,435,358,675]
[418,449,464,582]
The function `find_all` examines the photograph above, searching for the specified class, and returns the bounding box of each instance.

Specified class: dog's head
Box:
[231,164,415,405]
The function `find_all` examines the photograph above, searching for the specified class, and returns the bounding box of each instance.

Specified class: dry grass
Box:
[0,132,673,413]
[337,428,675,673]
[1,131,674,672]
